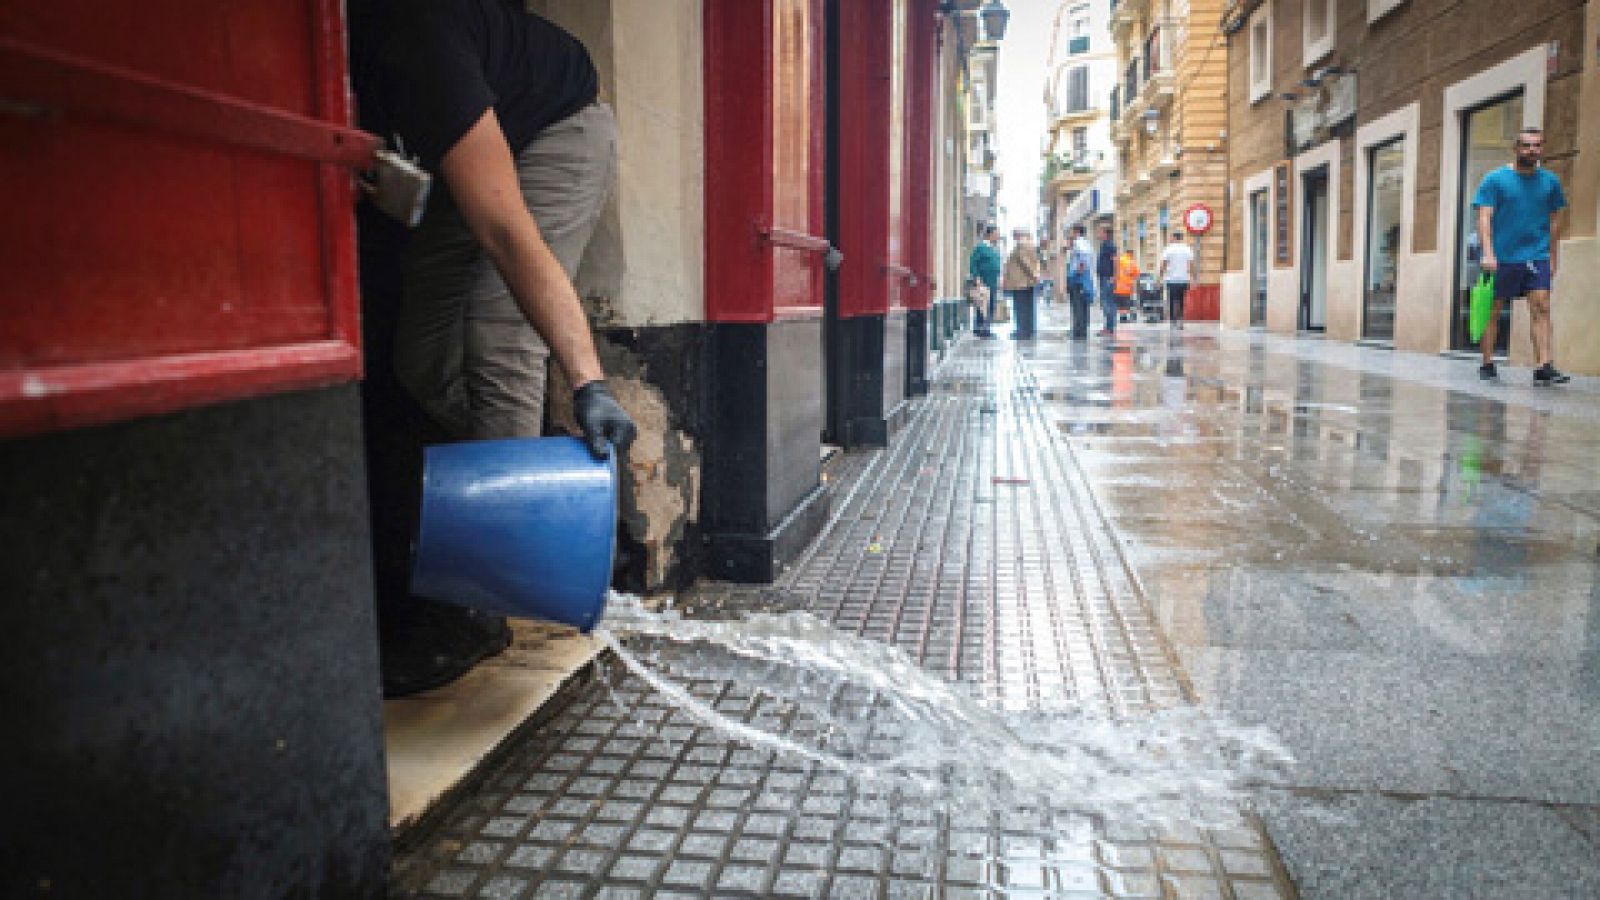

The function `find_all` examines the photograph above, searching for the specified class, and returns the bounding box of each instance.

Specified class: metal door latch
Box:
[361,148,431,228]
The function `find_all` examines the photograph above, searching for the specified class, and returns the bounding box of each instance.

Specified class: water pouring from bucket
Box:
[411,436,618,632]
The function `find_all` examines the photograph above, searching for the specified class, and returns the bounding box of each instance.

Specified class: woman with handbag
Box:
[968,225,1002,339]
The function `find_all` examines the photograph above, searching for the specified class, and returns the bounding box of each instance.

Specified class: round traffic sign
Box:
[1183,203,1214,235]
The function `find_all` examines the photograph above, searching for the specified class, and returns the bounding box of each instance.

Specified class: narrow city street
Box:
[392,307,1600,900]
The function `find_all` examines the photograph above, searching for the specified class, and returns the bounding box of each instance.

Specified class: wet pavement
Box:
[393,307,1600,898]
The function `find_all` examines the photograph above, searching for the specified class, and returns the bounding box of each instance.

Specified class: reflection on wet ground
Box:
[1037,318,1600,897]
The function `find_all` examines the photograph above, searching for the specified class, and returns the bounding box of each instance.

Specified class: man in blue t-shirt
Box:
[1472,126,1569,385]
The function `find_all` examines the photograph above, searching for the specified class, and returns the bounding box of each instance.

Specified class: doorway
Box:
[1299,167,1329,331]
[1362,138,1404,341]
[1249,188,1269,326]
[1451,91,1523,354]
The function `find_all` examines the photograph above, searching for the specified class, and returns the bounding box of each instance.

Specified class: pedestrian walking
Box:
[1158,230,1195,329]
[1096,225,1119,336]
[351,0,638,696]
[1472,126,1570,385]
[1067,224,1095,340]
[969,225,1003,339]
[1112,248,1139,328]
[1003,227,1042,340]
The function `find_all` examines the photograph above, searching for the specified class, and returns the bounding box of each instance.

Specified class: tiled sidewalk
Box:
[391,315,1297,899]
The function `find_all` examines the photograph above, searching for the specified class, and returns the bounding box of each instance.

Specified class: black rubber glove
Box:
[572,380,636,460]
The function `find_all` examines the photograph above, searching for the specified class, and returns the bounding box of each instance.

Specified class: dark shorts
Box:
[1494,259,1552,299]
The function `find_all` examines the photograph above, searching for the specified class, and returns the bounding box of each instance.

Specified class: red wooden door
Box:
[838,0,934,318]
[704,0,827,324]
[0,1,376,438]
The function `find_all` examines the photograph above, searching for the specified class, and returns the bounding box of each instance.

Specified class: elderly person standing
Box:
[968,224,1003,338]
[1002,227,1042,340]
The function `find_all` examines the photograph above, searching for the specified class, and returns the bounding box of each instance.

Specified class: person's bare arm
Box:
[1477,206,1497,272]
[1549,212,1560,277]
[439,108,604,388]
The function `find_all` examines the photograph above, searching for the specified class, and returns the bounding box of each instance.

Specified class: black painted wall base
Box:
[0,388,389,899]
[700,318,830,583]
[834,314,889,448]
[905,308,929,396]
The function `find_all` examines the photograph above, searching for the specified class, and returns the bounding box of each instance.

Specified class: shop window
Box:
[1362,138,1404,341]
[1248,2,1272,104]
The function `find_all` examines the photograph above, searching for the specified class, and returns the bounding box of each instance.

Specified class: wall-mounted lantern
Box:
[980,1,1011,41]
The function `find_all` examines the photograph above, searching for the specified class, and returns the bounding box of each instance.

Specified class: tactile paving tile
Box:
[392,318,1296,899]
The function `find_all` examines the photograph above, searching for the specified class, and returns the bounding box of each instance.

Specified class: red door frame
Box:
[703,0,827,325]
[0,1,377,439]
[837,0,934,318]
[905,0,935,311]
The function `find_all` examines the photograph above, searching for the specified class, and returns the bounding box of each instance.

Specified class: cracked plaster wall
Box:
[530,0,708,589]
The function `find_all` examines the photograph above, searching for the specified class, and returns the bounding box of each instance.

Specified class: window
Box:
[1069,4,1091,53]
[1248,3,1272,104]
[1070,4,1090,35]
[1067,66,1089,113]
[1072,127,1089,162]
[1144,26,1164,77]
[1303,0,1333,67]
[1363,138,1404,340]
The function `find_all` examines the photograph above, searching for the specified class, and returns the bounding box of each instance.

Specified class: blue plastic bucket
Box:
[411,436,617,631]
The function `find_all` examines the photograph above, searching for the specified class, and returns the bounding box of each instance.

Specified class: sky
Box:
[992,0,1058,237]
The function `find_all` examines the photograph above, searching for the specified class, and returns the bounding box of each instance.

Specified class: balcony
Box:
[1068,35,1090,55]
[1109,4,1137,39]
[1050,103,1099,127]
[1151,143,1181,177]
[1131,22,1175,112]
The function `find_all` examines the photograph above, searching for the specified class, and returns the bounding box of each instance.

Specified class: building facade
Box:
[1111,0,1231,317]
[1,1,1002,893]
[1218,0,1599,372]
[1042,0,1120,282]
[964,39,1003,243]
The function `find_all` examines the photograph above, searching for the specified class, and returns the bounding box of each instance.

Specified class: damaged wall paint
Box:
[548,324,705,595]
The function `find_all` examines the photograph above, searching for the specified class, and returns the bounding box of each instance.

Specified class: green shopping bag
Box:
[1468,272,1495,344]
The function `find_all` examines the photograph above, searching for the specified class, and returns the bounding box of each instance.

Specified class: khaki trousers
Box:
[395,103,617,440]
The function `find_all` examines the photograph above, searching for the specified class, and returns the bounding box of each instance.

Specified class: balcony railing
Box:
[1068,35,1090,55]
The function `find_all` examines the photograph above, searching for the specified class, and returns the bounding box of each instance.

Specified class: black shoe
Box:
[380,598,513,698]
[1479,362,1498,381]
[1534,363,1570,386]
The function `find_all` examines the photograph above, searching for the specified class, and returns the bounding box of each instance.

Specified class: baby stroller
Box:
[1137,274,1163,323]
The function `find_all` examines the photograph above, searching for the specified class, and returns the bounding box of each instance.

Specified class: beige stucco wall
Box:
[533,0,705,328]
[1220,271,1251,328]
[1264,268,1300,333]
[1551,0,1599,374]
[1324,259,1361,341]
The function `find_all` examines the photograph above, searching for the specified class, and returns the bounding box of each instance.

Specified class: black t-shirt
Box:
[1096,241,1117,277]
[349,0,599,172]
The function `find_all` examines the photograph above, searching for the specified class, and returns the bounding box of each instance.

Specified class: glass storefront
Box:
[1452,92,1522,352]
[1363,138,1404,341]
[1250,189,1269,326]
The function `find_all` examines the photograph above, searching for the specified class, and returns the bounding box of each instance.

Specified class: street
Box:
[393,307,1600,899]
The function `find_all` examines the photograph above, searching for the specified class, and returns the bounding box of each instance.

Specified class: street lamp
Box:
[980,1,1010,41]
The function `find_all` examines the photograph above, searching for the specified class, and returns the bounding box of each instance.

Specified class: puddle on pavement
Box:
[593,593,1293,832]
